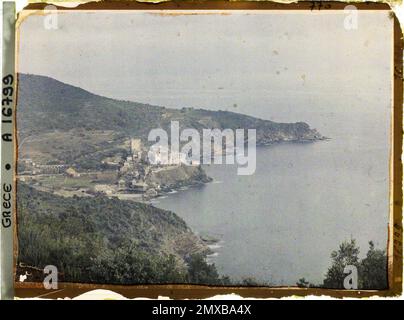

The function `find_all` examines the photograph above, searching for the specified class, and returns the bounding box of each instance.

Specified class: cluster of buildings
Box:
[116,138,149,192]
[18,137,199,199]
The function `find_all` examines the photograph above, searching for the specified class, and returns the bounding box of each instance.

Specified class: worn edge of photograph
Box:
[1,0,402,300]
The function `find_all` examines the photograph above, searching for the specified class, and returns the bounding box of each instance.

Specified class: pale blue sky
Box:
[19,11,393,124]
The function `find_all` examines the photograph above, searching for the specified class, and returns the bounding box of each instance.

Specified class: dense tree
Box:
[17,183,224,285]
[322,239,387,290]
[359,241,388,290]
[186,254,220,285]
[323,239,360,289]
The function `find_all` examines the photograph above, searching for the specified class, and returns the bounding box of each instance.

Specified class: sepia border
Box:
[10,1,403,299]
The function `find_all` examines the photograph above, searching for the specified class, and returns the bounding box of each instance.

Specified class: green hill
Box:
[17,73,323,143]
[17,183,223,284]
[17,74,324,169]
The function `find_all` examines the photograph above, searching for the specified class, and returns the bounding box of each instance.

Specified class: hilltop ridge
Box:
[17,73,324,144]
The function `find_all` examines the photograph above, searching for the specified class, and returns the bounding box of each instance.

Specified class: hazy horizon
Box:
[19,11,392,124]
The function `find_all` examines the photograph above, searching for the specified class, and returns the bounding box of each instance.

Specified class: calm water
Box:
[153,109,390,285]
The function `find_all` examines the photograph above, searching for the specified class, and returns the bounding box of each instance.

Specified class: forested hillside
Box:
[17,183,224,284]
